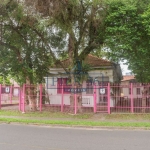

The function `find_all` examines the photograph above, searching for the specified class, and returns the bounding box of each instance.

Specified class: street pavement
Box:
[0,124,150,150]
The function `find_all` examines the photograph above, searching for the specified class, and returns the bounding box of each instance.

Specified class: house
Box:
[44,54,122,111]
[121,75,144,99]
[113,75,150,113]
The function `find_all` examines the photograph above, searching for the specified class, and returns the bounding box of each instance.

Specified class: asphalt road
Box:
[0,124,150,150]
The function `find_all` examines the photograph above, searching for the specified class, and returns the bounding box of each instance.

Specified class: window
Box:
[136,88,140,95]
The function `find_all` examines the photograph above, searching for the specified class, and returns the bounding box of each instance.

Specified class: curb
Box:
[0,120,150,131]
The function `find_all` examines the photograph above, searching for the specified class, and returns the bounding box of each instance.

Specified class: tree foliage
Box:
[23,0,108,85]
[105,0,150,82]
[0,0,56,84]
[0,76,11,85]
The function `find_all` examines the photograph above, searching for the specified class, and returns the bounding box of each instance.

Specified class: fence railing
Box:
[0,85,20,110]
[0,83,150,114]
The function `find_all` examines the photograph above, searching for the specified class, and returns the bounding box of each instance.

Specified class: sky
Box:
[120,61,131,75]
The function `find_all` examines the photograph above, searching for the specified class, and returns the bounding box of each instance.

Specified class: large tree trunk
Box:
[28,87,37,111]
[68,34,76,113]
[69,82,83,113]
[68,33,83,113]
[26,80,37,111]
[69,74,75,113]
[76,84,82,113]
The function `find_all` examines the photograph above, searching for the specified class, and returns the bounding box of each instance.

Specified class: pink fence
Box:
[18,83,120,114]
[1,83,150,114]
[111,83,150,113]
[0,85,20,110]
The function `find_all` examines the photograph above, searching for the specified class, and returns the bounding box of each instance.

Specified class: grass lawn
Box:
[0,110,150,128]
[0,110,93,119]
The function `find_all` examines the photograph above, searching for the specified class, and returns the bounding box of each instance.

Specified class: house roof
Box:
[50,54,122,82]
[54,54,112,68]
[83,54,112,67]
[121,75,135,81]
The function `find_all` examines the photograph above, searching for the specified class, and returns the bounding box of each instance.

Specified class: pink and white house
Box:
[45,54,122,109]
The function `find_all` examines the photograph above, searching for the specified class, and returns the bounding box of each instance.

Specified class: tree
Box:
[23,0,107,75]
[0,76,11,85]
[22,0,109,112]
[0,0,57,110]
[104,0,150,82]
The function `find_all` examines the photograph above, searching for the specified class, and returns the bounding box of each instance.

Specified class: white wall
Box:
[44,69,115,107]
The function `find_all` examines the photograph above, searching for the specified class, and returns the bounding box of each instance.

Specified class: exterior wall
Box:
[121,81,144,99]
[45,70,113,107]
[45,78,94,106]
[45,68,116,107]
[88,70,113,82]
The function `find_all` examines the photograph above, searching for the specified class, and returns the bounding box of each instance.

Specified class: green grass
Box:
[1,110,150,128]
[0,117,150,128]
[0,110,93,119]
[1,110,150,120]
[105,113,150,120]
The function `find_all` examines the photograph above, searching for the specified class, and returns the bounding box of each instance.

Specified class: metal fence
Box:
[0,85,20,110]
[0,83,150,114]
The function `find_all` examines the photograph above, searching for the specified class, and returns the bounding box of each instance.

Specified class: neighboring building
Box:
[121,75,143,99]
[45,54,122,108]
[121,75,135,84]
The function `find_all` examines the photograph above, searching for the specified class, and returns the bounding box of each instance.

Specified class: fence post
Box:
[22,84,25,113]
[39,84,42,112]
[74,86,77,115]
[61,84,64,112]
[0,84,1,109]
[93,84,96,113]
[10,85,13,104]
[19,88,22,111]
[130,83,134,113]
[107,83,111,114]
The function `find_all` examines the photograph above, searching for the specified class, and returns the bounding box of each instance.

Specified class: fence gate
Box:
[94,84,110,113]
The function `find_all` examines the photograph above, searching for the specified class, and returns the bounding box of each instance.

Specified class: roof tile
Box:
[122,75,135,81]
[54,54,112,68]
